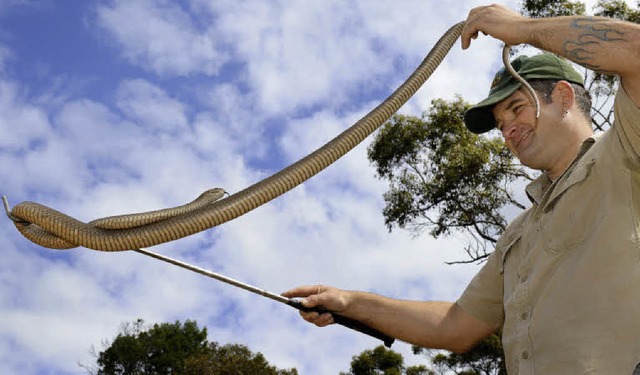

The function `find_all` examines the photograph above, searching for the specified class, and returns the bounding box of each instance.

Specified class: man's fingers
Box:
[461,16,482,49]
[461,5,483,49]
[283,284,347,315]
[281,284,323,299]
[282,285,328,309]
[461,30,478,50]
[462,4,526,49]
[299,310,335,327]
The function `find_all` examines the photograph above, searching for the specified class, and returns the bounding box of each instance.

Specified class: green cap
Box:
[463,53,584,134]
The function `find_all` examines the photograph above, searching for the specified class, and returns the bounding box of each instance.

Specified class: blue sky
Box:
[0,0,621,374]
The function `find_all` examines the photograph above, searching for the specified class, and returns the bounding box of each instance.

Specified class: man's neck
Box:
[546,130,594,181]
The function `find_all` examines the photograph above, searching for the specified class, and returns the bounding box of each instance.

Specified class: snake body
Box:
[5,22,538,252]
[10,188,227,249]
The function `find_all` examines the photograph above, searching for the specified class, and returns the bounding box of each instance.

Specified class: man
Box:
[283,4,640,374]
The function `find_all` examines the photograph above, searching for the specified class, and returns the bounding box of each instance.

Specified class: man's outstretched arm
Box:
[282,285,497,353]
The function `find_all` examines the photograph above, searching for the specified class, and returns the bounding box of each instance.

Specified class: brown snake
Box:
[3,22,538,252]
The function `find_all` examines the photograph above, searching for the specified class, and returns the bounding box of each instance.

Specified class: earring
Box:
[562,109,568,118]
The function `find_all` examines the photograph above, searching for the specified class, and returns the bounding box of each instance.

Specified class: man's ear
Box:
[552,80,576,114]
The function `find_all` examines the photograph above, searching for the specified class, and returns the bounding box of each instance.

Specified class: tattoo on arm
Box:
[562,17,626,74]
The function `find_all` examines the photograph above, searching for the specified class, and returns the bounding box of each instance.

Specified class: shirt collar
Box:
[524,134,599,205]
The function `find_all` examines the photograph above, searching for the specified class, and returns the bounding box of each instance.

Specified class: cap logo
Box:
[490,73,502,90]
[490,68,506,90]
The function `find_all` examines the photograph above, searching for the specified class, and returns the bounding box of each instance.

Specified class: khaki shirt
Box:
[457,86,640,374]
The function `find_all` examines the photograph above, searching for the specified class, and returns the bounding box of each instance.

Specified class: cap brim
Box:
[463,81,521,134]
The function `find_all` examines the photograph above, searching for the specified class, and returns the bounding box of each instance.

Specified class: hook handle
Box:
[288,299,395,347]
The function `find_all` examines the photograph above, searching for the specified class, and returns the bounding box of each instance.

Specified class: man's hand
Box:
[282,285,351,327]
[461,4,529,49]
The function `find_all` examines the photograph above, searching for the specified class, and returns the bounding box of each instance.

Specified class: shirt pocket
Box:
[497,219,525,274]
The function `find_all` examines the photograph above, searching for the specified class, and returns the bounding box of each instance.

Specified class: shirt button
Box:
[521,312,529,320]
[522,351,529,360]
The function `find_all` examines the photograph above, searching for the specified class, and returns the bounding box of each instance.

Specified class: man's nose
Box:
[501,120,518,139]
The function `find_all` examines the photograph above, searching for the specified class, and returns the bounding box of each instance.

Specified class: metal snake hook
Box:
[502,45,540,118]
[134,247,395,347]
[2,195,28,225]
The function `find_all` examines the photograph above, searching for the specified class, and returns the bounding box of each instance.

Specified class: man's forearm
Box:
[523,16,640,77]
[342,292,493,353]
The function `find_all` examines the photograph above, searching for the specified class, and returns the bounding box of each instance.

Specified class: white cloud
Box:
[0,81,51,150]
[116,79,189,132]
[96,0,229,76]
[207,0,441,115]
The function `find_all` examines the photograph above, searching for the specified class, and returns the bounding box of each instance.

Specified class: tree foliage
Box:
[413,334,506,375]
[346,337,505,375]
[368,97,530,263]
[341,345,433,375]
[96,319,208,374]
[595,0,640,21]
[184,342,298,375]
[87,319,296,375]
[521,0,586,17]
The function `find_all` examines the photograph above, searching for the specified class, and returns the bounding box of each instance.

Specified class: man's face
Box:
[492,88,560,171]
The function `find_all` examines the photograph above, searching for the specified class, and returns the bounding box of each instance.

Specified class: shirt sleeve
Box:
[613,85,640,163]
[456,249,505,326]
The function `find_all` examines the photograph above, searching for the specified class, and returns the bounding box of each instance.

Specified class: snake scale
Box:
[4,22,539,252]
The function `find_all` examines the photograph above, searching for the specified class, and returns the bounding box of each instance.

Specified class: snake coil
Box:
[4,22,538,252]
